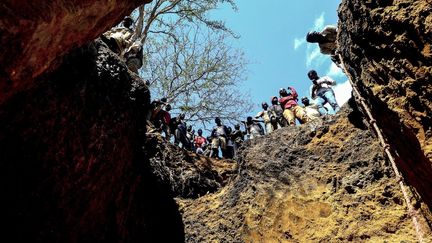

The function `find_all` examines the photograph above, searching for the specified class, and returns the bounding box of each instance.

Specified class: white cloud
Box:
[294,38,306,50]
[304,12,328,67]
[313,12,325,31]
[333,80,352,107]
[292,12,325,51]
[306,45,326,67]
[326,62,345,78]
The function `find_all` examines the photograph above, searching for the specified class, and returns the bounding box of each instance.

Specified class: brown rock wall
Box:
[338,0,432,208]
[0,0,151,105]
[0,40,184,242]
[179,104,432,242]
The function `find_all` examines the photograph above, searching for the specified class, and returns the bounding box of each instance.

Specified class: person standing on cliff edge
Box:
[306,25,340,65]
[308,70,340,115]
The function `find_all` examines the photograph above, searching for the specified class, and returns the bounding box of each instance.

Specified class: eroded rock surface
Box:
[178,104,432,242]
[338,0,432,208]
[0,40,184,242]
[0,0,151,105]
[145,133,237,198]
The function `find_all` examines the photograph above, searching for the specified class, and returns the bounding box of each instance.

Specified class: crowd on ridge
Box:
[101,17,341,159]
[145,68,340,159]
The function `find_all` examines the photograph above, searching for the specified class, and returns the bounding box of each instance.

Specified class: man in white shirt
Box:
[308,70,340,115]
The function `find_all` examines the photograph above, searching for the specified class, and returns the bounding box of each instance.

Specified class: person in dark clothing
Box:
[268,96,287,129]
[173,114,191,150]
[225,127,235,159]
[230,124,246,157]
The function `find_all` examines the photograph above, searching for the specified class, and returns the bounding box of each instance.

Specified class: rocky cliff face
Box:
[0,40,184,242]
[2,0,432,242]
[145,134,237,199]
[338,0,432,209]
[0,0,151,105]
[178,104,432,242]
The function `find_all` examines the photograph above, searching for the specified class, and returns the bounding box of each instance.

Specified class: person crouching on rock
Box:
[306,25,340,65]
[279,87,308,126]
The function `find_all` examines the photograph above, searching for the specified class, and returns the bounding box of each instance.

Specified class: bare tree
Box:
[128,0,251,128]
[132,0,238,45]
[143,26,252,128]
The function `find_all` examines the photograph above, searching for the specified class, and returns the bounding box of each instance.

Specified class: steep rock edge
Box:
[0,0,151,105]
[338,0,432,208]
[178,104,432,242]
[145,133,237,199]
[0,40,184,242]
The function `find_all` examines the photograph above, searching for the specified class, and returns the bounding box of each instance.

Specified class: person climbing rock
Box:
[279,87,308,126]
[210,117,229,158]
[102,16,134,55]
[268,96,287,130]
[255,102,273,134]
[306,25,340,65]
[308,70,340,115]
[194,129,207,155]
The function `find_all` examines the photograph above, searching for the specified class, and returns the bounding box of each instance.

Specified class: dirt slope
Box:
[178,103,432,242]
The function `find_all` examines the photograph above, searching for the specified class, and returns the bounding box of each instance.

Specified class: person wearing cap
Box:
[255,102,273,134]
[279,87,308,126]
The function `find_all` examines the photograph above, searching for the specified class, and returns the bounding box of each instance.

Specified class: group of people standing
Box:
[146,68,340,160]
[246,70,340,139]
[147,102,247,159]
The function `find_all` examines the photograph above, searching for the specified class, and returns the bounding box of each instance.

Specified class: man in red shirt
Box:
[278,87,308,126]
[194,129,207,154]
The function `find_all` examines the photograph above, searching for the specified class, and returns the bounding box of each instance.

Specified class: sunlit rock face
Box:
[179,104,431,242]
[0,0,151,105]
[338,0,432,209]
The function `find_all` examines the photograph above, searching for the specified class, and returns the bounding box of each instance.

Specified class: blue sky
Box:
[211,0,351,117]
